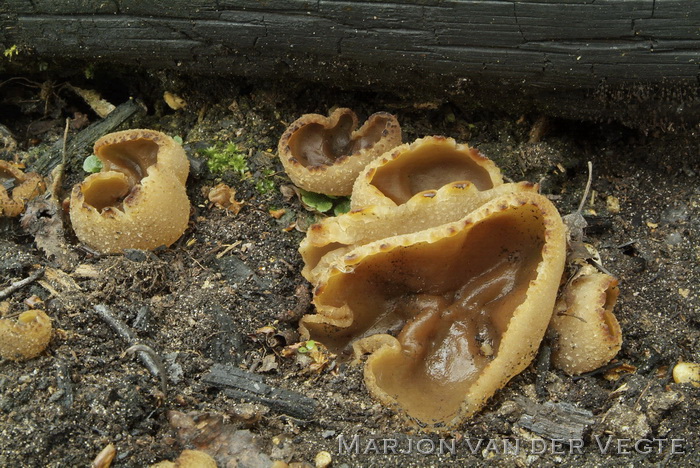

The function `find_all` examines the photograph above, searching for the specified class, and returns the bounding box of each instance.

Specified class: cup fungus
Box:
[300,192,567,428]
[549,265,622,375]
[0,309,52,361]
[350,136,503,209]
[278,108,402,196]
[300,181,537,284]
[0,160,45,217]
[69,129,190,253]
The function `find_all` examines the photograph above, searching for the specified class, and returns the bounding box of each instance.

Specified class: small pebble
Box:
[315,450,332,468]
[665,232,684,246]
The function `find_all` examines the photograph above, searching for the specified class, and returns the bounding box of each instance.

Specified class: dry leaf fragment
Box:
[208,183,243,214]
[164,92,187,111]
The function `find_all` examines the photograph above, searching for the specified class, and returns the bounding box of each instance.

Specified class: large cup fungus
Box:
[70,129,190,253]
[278,108,402,196]
[301,192,567,428]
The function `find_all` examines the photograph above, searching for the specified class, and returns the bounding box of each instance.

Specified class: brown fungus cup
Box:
[278,108,402,196]
[300,191,567,429]
[351,136,503,209]
[70,129,190,253]
[0,161,45,217]
[0,309,52,361]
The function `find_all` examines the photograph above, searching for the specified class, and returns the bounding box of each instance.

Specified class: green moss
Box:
[201,142,248,176]
[3,45,19,60]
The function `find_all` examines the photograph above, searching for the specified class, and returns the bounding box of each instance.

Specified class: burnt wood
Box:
[2,1,699,126]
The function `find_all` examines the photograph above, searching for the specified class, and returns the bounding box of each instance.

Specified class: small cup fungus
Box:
[0,309,52,361]
[278,108,402,195]
[0,161,45,217]
[549,265,622,375]
[70,129,190,253]
[300,192,567,428]
[351,136,503,209]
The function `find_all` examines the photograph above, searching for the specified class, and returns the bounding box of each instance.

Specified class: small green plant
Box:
[300,189,351,216]
[172,135,183,145]
[297,340,317,354]
[82,155,103,173]
[256,178,275,194]
[333,198,351,216]
[3,45,19,60]
[201,142,248,176]
[84,63,96,79]
[300,190,333,213]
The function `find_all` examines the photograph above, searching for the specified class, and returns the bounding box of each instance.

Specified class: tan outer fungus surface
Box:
[549,265,622,375]
[300,181,537,284]
[150,449,217,468]
[0,309,52,361]
[278,108,402,195]
[351,136,503,209]
[0,160,45,217]
[300,192,566,428]
[70,129,190,253]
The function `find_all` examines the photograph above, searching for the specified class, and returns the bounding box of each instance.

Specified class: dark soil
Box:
[0,69,698,467]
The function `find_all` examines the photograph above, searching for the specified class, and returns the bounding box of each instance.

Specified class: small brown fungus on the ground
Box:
[351,136,503,209]
[278,108,401,195]
[301,192,566,429]
[549,266,622,375]
[0,309,52,361]
[0,160,45,217]
[672,362,700,387]
[69,129,190,253]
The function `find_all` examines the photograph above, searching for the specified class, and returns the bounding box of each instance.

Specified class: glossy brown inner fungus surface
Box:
[97,138,159,186]
[351,136,503,209]
[288,111,391,168]
[278,108,402,195]
[370,146,493,205]
[302,193,566,427]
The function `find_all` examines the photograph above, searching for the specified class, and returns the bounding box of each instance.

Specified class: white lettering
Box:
[338,435,359,454]
[439,439,456,455]
[570,439,584,454]
[382,438,397,454]
[594,435,614,454]
[671,439,686,455]
[530,438,546,454]
[465,438,484,454]
[363,438,379,454]
[503,439,520,455]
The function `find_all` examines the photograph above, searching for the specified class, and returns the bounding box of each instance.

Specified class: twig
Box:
[0,268,45,300]
[92,304,163,380]
[125,344,167,395]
